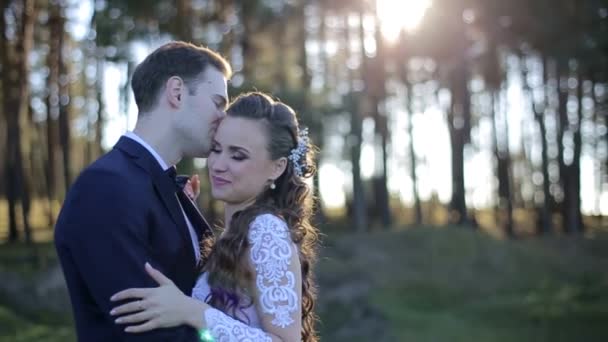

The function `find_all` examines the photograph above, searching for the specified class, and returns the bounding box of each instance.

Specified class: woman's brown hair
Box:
[201,92,319,341]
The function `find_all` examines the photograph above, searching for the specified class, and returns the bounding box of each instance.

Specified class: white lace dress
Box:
[191,214,302,342]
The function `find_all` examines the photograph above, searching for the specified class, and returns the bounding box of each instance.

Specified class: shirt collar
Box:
[123,131,171,171]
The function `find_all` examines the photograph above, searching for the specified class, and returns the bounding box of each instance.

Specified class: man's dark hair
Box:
[131,41,232,113]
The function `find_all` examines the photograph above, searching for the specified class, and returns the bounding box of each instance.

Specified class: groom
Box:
[54,41,231,341]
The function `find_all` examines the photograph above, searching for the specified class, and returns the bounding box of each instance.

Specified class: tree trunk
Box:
[590,77,603,227]
[447,63,470,225]
[273,21,287,91]
[19,0,35,243]
[523,55,552,234]
[176,0,193,40]
[555,60,569,234]
[343,11,367,232]
[239,1,257,83]
[301,3,325,225]
[0,0,19,243]
[95,59,105,156]
[93,0,105,157]
[46,1,62,226]
[491,90,514,237]
[2,0,36,243]
[404,81,422,225]
[371,10,391,228]
[58,17,71,193]
[564,68,584,233]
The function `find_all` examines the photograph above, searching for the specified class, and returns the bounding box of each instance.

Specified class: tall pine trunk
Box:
[0,0,20,242]
[447,62,470,225]
[371,9,391,228]
[564,68,584,233]
[57,13,71,193]
[45,1,62,226]
[2,0,36,243]
[347,10,367,231]
[491,90,514,237]
[403,79,422,225]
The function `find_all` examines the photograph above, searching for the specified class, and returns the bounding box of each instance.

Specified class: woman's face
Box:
[207,116,285,205]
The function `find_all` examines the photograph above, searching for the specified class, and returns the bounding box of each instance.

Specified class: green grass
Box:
[317,226,608,342]
[372,278,608,342]
[0,305,75,342]
[1,225,607,341]
[0,241,57,278]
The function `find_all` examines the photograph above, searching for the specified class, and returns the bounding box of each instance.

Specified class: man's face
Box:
[177,66,228,158]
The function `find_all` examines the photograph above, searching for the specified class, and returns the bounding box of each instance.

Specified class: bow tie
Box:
[164,166,188,190]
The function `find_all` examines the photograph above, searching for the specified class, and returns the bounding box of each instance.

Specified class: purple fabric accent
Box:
[206,287,254,325]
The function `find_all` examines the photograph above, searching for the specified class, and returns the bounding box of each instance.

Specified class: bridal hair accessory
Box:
[288,127,309,177]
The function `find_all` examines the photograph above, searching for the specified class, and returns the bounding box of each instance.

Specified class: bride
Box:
[109,92,320,342]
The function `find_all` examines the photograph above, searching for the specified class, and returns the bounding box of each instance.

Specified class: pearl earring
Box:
[270,182,276,190]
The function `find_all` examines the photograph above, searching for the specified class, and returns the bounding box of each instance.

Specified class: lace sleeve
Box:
[202,214,302,342]
[204,307,272,341]
[248,214,301,338]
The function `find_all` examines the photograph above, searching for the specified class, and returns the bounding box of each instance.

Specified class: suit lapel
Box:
[115,137,197,266]
[176,190,213,241]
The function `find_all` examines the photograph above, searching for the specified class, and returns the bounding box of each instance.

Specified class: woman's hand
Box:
[110,262,206,333]
[183,174,200,201]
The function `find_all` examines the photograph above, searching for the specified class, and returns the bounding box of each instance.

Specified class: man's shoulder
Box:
[55,149,149,237]
[64,149,152,206]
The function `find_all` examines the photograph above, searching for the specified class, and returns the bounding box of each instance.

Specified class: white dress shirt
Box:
[124,131,201,262]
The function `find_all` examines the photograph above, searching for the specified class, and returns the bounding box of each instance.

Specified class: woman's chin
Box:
[210,188,232,202]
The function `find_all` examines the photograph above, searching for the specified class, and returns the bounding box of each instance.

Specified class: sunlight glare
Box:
[319,163,346,209]
[377,0,432,41]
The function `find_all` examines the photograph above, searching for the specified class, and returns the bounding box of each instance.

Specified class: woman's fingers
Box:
[191,175,200,197]
[184,181,195,199]
[184,174,200,200]
[124,319,159,333]
[145,262,174,286]
[110,299,148,316]
[114,309,157,325]
[110,288,151,302]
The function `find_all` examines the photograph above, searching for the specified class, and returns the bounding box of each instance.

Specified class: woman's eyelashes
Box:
[232,153,247,161]
[210,146,247,161]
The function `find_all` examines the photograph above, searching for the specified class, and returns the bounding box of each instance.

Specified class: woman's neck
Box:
[223,199,256,230]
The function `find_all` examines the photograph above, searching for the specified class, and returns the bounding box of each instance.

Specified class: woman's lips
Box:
[211,175,231,186]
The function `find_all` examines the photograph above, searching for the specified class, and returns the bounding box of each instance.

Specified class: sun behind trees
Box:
[0,1,606,239]
[0,1,607,341]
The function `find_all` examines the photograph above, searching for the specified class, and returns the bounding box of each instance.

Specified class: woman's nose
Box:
[209,154,227,172]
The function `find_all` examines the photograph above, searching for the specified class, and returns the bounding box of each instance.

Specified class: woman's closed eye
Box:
[210,147,246,161]
[232,153,247,161]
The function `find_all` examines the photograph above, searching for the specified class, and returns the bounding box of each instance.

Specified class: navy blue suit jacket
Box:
[55,137,212,341]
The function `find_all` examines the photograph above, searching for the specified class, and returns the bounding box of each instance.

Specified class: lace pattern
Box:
[248,214,298,328]
[198,214,299,340]
[205,307,271,342]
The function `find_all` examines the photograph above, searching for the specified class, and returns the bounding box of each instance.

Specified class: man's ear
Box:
[271,157,288,180]
[166,76,184,108]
